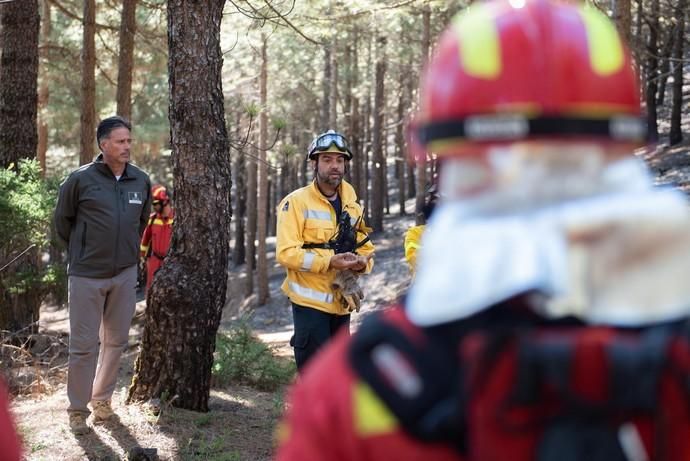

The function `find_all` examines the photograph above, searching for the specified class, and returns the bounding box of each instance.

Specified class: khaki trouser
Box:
[67,265,137,413]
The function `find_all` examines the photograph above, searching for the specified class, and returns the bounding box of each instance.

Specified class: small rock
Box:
[127,447,158,461]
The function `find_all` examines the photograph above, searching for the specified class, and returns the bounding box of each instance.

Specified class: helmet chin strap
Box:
[315,177,338,198]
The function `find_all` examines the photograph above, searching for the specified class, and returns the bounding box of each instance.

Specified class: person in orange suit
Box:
[140,184,174,292]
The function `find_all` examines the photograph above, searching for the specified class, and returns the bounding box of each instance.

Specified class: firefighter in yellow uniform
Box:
[404,225,425,273]
[404,185,439,275]
[276,130,375,371]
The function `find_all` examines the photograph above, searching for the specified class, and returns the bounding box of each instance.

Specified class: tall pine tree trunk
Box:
[415,5,431,225]
[116,0,137,121]
[614,0,631,46]
[0,0,39,168]
[321,43,331,129]
[80,0,96,165]
[349,29,363,197]
[344,39,353,185]
[232,112,246,265]
[656,35,674,107]
[0,0,40,333]
[245,139,258,297]
[330,37,338,129]
[37,0,51,176]
[370,35,386,232]
[644,0,660,142]
[406,67,417,200]
[362,36,373,219]
[127,0,230,411]
[396,71,407,216]
[668,1,686,145]
[257,34,269,305]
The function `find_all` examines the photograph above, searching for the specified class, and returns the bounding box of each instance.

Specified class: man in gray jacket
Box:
[54,116,151,434]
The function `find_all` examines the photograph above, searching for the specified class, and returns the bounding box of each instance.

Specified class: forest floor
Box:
[8,205,415,461]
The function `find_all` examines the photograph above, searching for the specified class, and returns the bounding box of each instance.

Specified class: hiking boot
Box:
[69,412,89,435]
[91,400,116,423]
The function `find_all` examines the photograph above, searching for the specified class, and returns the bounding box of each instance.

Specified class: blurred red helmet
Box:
[152,184,170,204]
[409,0,646,163]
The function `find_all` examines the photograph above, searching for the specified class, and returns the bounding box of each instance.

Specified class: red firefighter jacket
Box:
[275,307,461,461]
[140,211,173,290]
[0,379,22,461]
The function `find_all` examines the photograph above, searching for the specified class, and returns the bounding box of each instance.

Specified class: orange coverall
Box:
[139,211,174,291]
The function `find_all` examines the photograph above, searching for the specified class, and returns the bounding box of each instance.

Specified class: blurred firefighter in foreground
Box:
[275,1,690,460]
[140,184,174,292]
[276,130,375,372]
[0,379,22,461]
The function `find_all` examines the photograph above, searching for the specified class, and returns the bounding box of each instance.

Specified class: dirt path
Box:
[10,211,414,460]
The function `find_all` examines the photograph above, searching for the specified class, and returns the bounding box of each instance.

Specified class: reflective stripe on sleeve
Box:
[304,209,332,221]
[288,281,334,304]
[301,252,315,271]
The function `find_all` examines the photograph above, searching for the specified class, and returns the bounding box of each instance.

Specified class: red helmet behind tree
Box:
[409,0,646,163]
[151,184,170,205]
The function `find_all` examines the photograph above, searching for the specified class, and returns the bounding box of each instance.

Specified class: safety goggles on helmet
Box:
[307,130,353,161]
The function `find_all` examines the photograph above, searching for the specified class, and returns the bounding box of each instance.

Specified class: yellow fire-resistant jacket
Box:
[276,180,375,315]
[403,224,426,275]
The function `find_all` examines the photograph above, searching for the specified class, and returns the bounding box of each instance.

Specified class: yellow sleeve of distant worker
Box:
[403,225,425,273]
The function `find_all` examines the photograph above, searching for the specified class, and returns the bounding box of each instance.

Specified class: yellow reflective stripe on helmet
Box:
[454,6,501,79]
[353,381,397,436]
[578,5,624,76]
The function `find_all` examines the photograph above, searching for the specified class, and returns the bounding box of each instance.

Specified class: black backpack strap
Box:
[606,327,671,411]
[302,242,333,250]
[349,310,467,452]
[513,336,574,406]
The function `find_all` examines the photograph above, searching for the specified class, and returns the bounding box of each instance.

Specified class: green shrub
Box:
[0,161,65,330]
[212,322,295,391]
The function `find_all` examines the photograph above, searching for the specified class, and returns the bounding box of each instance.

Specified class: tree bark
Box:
[668,0,685,145]
[0,0,41,333]
[362,36,373,219]
[344,40,352,153]
[370,35,386,232]
[127,0,230,412]
[116,0,137,121]
[348,29,363,197]
[257,34,269,305]
[644,0,659,142]
[396,70,406,216]
[37,0,51,176]
[0,0,40,168]
[232,111,246,265]
[321,43,331,129]
[79,0,96,165]
[614,0,632,46]
[330,37,338,129]
[245,137,257,297]
[415,5,431,225]
[655,33,674,107]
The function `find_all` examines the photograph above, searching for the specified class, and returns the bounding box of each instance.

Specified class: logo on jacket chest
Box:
[128,191,143,205]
